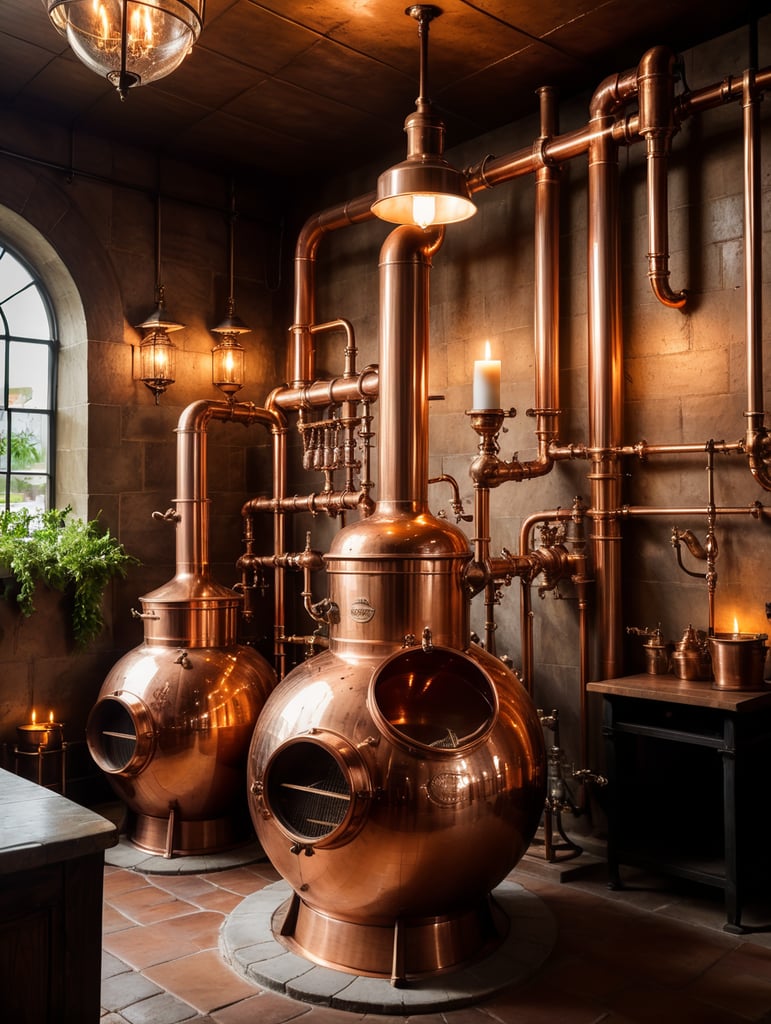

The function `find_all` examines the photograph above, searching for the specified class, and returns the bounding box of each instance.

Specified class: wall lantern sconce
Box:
[45,0,205,101]
[135,195,183,404]
[136,295,182,404]
[211,321,246,400]
[371,5,476,229]
[211,185,249,401]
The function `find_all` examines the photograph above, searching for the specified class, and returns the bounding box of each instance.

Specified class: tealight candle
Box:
[17,709,63,751]
[472,341,501,410]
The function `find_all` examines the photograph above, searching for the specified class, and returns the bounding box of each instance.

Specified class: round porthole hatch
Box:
[87,693,155,775]
[263,733,370,848]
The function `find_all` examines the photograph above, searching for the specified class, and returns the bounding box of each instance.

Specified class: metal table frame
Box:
[588,673,771,933]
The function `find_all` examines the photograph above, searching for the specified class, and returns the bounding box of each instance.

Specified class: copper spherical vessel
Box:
[247,640,544,980]
[89,637,275,856]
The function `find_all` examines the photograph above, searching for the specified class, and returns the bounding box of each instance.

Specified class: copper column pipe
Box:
[525,85,561,480]
[586,66,637,682]
[742,69,771,491]
[378,224,444,510]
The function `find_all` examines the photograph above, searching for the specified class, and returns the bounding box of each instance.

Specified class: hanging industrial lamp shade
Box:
[372,5,475,229]
[45,0,205,100]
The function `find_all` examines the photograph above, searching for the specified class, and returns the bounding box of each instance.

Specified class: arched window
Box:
[0,242,57,511]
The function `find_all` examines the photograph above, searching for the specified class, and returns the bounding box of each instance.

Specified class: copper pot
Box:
[247,641,544,979]
[88,632,275,856]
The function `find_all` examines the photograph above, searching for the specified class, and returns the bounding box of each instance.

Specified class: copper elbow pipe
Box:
[173,400,284,578]
[638,46,687,309]
[290,193,376,386]
[468,89,562,490]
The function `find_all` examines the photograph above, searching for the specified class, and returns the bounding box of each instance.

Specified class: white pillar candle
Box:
[472,341,501,409]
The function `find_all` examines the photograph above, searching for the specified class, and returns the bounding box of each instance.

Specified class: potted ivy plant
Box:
[0,506,138,647]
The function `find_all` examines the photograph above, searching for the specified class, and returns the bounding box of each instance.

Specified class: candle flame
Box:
[484,340,492,360]
[733,616,740,635]
[49,710,54,723]
[31,709,36,725]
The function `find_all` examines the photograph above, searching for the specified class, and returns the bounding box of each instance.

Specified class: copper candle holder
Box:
[708,633,768,691]
[17,721,64,751]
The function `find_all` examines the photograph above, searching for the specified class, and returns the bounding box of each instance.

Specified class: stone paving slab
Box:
[220,879,557,1015]
[104,835,266,875]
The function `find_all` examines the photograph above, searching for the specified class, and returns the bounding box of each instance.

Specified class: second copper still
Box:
[87,402,277,857]
[246,226,545,984]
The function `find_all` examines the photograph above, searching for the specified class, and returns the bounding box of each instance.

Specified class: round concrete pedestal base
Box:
[104,834,266,875]
[220,879,556,1015]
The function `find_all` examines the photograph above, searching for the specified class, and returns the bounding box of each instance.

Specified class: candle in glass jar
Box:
[472,341,501,410]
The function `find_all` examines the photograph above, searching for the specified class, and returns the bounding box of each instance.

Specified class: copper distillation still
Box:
[86,402,278,857]
[246,224,546,984]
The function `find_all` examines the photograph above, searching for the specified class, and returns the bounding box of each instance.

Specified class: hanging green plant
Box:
[0,506,139,647]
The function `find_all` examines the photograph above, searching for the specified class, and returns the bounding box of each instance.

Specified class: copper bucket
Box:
[708,633,768,691]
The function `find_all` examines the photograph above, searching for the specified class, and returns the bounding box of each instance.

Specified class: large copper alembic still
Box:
[86,401,276,857]
[246,224,545,983]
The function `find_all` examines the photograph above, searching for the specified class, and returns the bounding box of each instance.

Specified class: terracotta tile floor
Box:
[100,851,771,1023]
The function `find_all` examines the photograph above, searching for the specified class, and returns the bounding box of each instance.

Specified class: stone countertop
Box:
[0,768,118,874]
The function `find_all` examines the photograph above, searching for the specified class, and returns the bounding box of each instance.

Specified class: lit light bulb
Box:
[412,194,436,229]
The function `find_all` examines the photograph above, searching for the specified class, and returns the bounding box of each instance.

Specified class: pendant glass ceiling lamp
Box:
[137,195,182,405]
[372,4,475,229]
[211,186,248,401]
[45,0,205,100]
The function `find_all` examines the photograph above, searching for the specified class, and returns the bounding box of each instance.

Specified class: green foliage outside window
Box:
[0,427,42,469]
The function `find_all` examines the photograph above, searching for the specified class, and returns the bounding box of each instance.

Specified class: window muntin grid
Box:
[0,243,57,512]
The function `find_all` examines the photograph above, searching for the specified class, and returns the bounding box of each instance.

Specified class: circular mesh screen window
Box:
[372,648,496,751]
[88,697,138,772]
[267,741,352,840]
